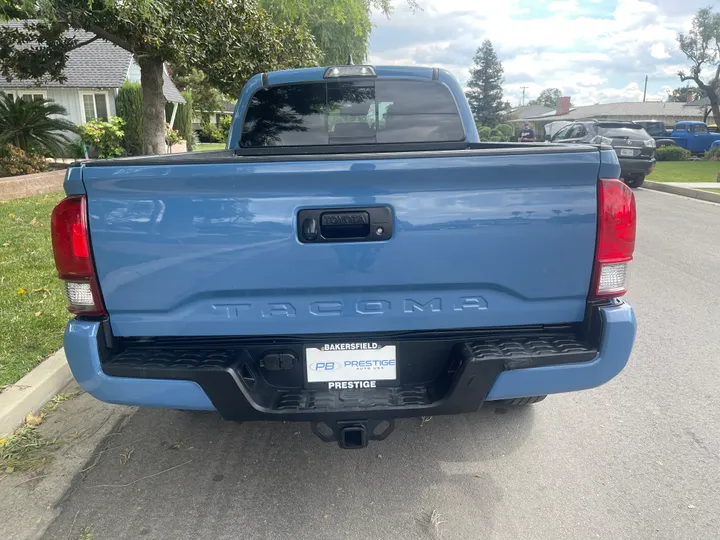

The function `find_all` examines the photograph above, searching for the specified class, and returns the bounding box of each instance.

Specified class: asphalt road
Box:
[41,189,720,540]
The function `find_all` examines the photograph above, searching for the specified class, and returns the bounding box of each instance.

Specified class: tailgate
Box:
[83,149,600,337]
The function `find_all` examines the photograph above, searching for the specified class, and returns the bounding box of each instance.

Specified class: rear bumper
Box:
[618,157,655,176]
[64,302,636,414]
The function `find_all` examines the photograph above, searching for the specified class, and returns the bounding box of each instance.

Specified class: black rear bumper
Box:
[618,157,655,176]
[101,327,598,424]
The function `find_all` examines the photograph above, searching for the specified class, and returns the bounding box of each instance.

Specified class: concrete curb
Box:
[643,181,720,204]
[0,349,73,438]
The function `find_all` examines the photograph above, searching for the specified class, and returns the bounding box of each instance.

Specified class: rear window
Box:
[597,125,649,140]
[638,122,666,137]
[240,80,464,147]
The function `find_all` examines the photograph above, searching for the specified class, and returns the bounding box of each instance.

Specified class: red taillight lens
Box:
[51,196,92,277]
[590,179,636,300]
[51,196,106,316]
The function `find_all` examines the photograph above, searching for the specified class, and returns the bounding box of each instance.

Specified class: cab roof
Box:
[264,65,437,86]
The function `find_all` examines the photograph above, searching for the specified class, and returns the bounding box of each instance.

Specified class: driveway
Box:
[22,189,720,539]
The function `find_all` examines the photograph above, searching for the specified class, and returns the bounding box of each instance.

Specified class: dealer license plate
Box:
[305,342,397,385]
[620,148,635,157]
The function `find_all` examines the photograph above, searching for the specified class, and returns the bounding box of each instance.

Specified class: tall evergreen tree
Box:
[465,40,506,127]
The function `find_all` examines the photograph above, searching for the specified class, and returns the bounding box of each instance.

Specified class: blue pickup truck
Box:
[664,121,720,153]
[52,65,637,448]
[635,120,720,153]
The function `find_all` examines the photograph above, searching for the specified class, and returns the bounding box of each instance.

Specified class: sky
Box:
[368,0,712,107]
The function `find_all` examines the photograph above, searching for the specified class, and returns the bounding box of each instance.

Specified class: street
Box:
[38,189,720,539]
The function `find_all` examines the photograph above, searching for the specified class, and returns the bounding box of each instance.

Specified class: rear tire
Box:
[624,174,645,188]
[488,395,547,407]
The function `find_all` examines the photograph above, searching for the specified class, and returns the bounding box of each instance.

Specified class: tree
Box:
[0,93,75,155]
[466,40,506,127]
[529,88,562,108]
[677,7,720,126]
[0,1,319,155]
[668,85,706,102]
[171,66,227,125]
[259,0,420,65]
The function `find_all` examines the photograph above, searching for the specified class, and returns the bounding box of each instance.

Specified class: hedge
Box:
[115,82,143,156]
[655,146,691,161]
[176,90,194,151]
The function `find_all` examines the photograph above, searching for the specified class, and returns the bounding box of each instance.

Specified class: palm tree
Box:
[0,93,76,156]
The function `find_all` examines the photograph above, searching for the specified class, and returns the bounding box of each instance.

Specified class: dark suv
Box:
[551,120,656,188]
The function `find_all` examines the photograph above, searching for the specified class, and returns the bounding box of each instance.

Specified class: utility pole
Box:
[520,86,528,106]
[642,75,648,102]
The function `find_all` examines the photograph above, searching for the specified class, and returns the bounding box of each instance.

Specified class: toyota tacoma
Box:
[52,65,637,448]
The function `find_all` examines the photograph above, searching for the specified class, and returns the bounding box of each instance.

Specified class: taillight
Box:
[51,195,107,316]
[590,178,636,300]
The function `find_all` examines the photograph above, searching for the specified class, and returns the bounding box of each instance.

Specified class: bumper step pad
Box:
[102,332,596,421]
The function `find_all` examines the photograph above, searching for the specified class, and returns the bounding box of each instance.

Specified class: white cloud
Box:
[650,43,671,59]
[368,0,706,106]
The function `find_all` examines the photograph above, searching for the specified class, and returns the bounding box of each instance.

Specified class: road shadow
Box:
[44,403,537,540]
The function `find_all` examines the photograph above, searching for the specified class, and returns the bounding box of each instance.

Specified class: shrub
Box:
[78,117,125,159]
[477,126,492,140]
[64,139,87,159]
[490,128,508,141]
[176,91,194,151]
[0,144,48,177]
[199,122,223,142]
[0,93,75,156]
[704,145,720,161]
[115,82,144,156]
[218,115,232,142]
[655,145,691,161]
[495,124,514,139]
[189,131,200,152]
[165,123,182,148]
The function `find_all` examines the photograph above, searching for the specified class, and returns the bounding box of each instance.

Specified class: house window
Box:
[20,93,45,102]
[3,91,45,102]
[81,93,109,122]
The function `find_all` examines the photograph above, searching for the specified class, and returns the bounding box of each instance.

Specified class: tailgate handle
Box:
[321,211,369,239]
[298,207,393,243]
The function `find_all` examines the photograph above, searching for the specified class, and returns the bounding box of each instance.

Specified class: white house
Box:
[0,21,185,128]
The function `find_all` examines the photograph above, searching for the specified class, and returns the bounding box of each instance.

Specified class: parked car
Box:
[551,120,655,188]
[632,120,676,147]
[663,121,720,154]
[543,120,573,140]
[52,65,636,449]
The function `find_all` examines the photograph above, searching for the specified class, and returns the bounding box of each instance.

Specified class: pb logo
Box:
[309,362,337,372]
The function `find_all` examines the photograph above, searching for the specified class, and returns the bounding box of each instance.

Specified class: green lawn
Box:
[701,189,720,193]
[195,143,226,152]
[0,192,70,387]
[649,161,720,183]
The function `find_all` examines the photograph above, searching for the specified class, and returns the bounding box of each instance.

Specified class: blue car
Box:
[51,64,637,448]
